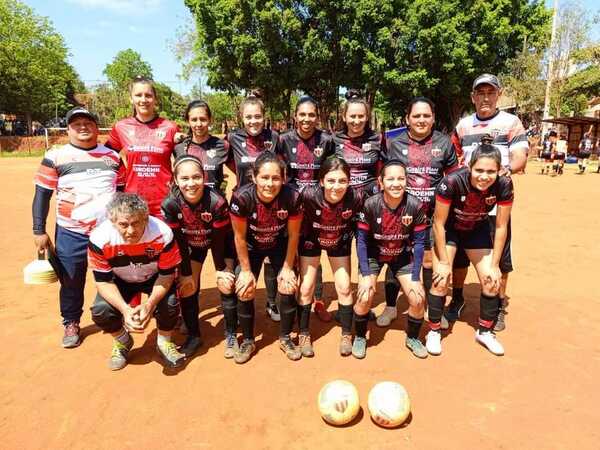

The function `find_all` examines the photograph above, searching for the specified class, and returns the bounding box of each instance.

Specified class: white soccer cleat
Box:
[425,330,442,355]
[475,330,505,356]
[376,306,397,327]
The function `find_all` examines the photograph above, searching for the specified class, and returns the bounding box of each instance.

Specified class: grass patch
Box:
[1,149,46,158]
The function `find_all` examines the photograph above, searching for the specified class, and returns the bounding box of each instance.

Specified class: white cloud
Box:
[66,0,162,15]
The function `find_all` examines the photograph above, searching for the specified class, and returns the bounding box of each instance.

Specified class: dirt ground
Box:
[1,157,599,450]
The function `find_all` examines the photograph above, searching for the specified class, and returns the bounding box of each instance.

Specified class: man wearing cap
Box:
[33,107,126,348]
[445,74,528,332]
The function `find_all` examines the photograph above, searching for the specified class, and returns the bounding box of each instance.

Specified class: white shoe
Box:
[425,330,442,355]
[475,330,504,356]
[424,311,449,330]
[376,306,397,327]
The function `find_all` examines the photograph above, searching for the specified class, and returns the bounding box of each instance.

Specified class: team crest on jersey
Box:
[439,183,447,191]
[402,149,408,155]
[127,129,135,137]
[304,241,314,250]
[362,143,372,152]
[338,144,344,150]
[252,212,257,219]
[117,250,125,256]
[341,209,353,219]
[314,146,323,157]
[101,156,118,169]
[207,149,216,159]
[200,212,212,222]
[292,147,297,154]
[277,209,289,220]
[264,141,273,151]
[142,155,150,163]
[316,210,321,216]
[231,203,239,212]
[460,195,466,202]
[431,148,442,157]
[376,217,382,224]
[485,195,497,205]
[241,142,246,148]
[145,247,156,258]
[155,130,166,139]
[401,215,413,226]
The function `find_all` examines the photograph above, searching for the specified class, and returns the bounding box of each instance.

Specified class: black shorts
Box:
[452,216,513,273]
[299,236,352,258]
[236,247,289,280]
[446,220,493,250]
[554,152,565,161]
[541,151,553,161]
[189,246,209,263]
[367,253,413,279]
[578,151,591,159]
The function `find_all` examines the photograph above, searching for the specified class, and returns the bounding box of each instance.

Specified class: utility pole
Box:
[543,0,559,133]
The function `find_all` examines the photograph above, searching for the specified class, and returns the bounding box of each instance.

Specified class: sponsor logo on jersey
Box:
[277,209,288,220]
[101,156,118,168]
[485,195,497,205]
[401,215,413,226]
[156,130,166,139]
[431,148,442,157]
[362,143,371,152]
[177,213,183,220]
[207,149,216,159]
[439,183,447,191]
[341,209,353,219]
[314,146,323,157]
[264,141,273,150]
[292,147,297,154]
[145,247,156,258]
[358,212,365,221]
[200,212,212,222]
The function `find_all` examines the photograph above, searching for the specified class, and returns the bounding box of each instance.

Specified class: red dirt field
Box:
[1,157,599,449]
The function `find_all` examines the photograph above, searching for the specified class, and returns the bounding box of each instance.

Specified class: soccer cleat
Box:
[62,321,81,348]
[444,297,466,322]
[279,336,302,361]
[234,339,256,364]
[157,341,186,368]
[179,335,202,358]
[405,337,428,359]
[313,299,332,322]
[109,334,133,371]
[298,333,314,357]
[425,330,442,356]
[339,334,353,356]
[376,306,397,328]
[475,330,505,356]
[223,333,239,359]
[352,336,367,359]
[494,307,506,332]
[266,302,280,322]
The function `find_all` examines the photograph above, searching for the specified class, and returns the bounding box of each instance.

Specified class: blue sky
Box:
[25,0,600,96]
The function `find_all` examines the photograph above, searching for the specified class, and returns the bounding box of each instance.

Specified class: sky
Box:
[24,0,600,96]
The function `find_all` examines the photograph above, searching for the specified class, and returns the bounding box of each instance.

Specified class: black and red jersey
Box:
[436,167,514,232]
[229,183,302,252]
[227,128,281,189]
[385,130,458,217]
[106,116,179,217]
[279,129,335,190]
[173,136,229,191]
[357,193,427,262]
[332,130,383,196]
[299,185,363,250]
[161,186,230,250]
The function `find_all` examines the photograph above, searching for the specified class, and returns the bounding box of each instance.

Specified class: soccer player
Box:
[449,74,528,332]
[227,91,282,323]
[279,95,335,322]
[355,160,428,359]
[89,193,185,370]
[577,131,594,174]
[427,144,513,356]
[174,100,229,193]
[161,156,236,358]
[540,131,557,175]
[298,156,363,357]
[229,152,302,363]
[33,107,125,348]
[379,97,458,328]
[105,76,180,218]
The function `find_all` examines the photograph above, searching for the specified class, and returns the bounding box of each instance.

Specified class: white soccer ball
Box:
[368,381,411,428]
[317,380,360,426]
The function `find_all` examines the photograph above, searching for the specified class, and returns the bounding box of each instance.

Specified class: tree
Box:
[562,44,600,109]
[500,50,546,120]
[0,0,84,129]
[103,49,153,91]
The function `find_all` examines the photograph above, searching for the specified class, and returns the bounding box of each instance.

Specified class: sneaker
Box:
[298,333,314,357]
[157,341,186,368]
[352,336,367,359]
[279,336,302,361]
[179,335,202,358]
[109,335,133,371]
[339,334,353,356]
[444,298,465,322]
[234,339,256,364]
[494,307,506,332]
[405,337,428,359]
[266,302,280,322]
[313,299,332,322]
[425,330,442,355]
[376,306,397,327]
[475,330,504,356]
[224,333,239,359]
[62,321,81,348]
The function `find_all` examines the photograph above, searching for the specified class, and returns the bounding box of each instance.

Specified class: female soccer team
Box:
[105,76,513,364]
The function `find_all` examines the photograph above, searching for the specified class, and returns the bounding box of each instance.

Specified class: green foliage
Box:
[0,0,84,124]
[103,49,153,91]
[500,50,546,117]
[562,44,600,103]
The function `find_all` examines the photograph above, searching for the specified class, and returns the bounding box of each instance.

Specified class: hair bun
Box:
[248,89,263,100]
[345,89,362,100]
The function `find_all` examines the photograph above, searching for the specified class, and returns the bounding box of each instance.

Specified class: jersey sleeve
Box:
[173,141,187,159]
[412,199,428,232]
[34,150,58,190]
[157,230,182,275]
[497,177,514,206]
[508,118,529,153]
[287,187,303,221]
[229,189,250,222]
[105,124,123,151]
[88,234,113,282]
[116,158,127,187]
[212,194,231,228]
[357,200,371,231]
[451,129,463,161]
[435,175,455,205]
[443,136,459,173]
[160,195,181,229]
